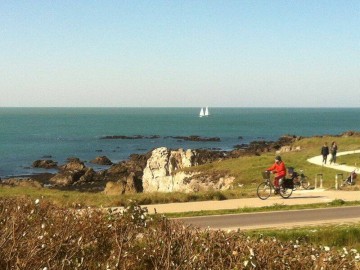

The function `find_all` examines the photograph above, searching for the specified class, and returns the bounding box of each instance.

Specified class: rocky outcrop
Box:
[103,152,151,193]
[142,147,234,193]
[90,156,113,165]
[276,145,302,154]
[103,172,138,195]
[32,159,58,169]
[58,160,86,171]
[50,170,84,186]
[50,159,99,187]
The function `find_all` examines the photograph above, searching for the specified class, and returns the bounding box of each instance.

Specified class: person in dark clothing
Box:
[321,142,329,164]
[329,141,338,165]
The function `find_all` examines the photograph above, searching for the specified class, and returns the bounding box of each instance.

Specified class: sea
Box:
[1,107,359,178]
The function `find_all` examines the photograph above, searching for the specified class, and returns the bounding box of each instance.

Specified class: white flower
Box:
[324,246,330,251]
[35,199,40,204]
[41,223,46,229]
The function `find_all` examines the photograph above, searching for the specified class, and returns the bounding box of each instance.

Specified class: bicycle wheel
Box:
[257,182,271,200]
[301,176,310,189]
[279,186,293,199]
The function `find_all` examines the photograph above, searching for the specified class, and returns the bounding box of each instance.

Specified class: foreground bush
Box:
[0,198,359,269]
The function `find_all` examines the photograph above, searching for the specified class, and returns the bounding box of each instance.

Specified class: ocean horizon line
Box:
[1,106,359,109]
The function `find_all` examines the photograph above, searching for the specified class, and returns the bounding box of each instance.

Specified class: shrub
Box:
[0,198,359,269]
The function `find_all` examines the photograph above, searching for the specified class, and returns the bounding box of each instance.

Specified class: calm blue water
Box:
[1,107,359,178]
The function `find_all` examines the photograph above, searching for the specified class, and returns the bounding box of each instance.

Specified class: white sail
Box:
[199,107,205,117]
[204,107,209,116]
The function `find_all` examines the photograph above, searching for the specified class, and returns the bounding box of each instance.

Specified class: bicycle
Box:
[288,168,310,190]
[341,170,357,186]
[257,171,293,200]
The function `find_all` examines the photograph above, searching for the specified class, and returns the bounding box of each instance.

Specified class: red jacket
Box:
[267,161,286,178]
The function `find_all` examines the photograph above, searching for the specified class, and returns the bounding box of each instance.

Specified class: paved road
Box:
[176,205,360,230]
[142,189,360,214]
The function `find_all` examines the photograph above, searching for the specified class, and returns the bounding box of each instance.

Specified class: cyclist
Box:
[266,155,286,193]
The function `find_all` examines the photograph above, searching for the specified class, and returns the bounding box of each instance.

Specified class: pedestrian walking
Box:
[329,141,338,165]
[321,142,329,164]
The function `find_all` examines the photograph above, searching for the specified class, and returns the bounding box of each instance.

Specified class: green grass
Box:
[184,135,360,191]
[339,152,360,168]
[245,223,360,250]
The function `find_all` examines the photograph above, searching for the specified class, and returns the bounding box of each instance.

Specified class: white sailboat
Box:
[204,106,209,116]
[199,107,209,117]
[199,107,205,117]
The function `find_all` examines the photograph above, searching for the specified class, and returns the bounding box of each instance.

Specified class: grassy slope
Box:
[186,135,360,190]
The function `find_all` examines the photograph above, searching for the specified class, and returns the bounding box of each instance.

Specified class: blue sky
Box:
[0,1,359,107]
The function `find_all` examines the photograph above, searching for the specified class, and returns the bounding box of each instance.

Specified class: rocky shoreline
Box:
[1,134,299,192]
[2,131,359,194]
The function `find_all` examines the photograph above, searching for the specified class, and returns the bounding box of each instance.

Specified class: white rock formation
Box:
[142,147,234,193]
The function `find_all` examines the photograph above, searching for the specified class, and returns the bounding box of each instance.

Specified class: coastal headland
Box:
[2,131,360,197]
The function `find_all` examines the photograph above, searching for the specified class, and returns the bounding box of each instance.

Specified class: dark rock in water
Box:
[101,135,142,139]
[32,159,58,169]
[100,135,160,140]
[95,149,103,152]
[42,155,53,158]
[66,157,81,163]
[59,159,86,171]
[90,156,113,165]
[170,135,221,142]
